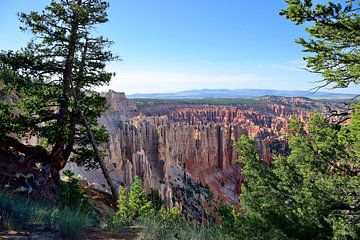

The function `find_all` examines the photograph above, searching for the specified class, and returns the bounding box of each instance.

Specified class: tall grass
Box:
[54,206,94,237]
[0,190,94,238]
[140,211,233,240]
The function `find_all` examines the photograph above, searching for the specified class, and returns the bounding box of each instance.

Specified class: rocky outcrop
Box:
[0,136,60,203]
[99,91,138,131]
[72,92,339,221]
[75,113,243,222]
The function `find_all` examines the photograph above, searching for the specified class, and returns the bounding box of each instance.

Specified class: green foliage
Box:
[110,177,231,239]
[54,206,94,238]
[59,170,93,214]
[141,207,233,240]
[218,204,240,233]
[0,170,96,237]
[0,189,93,238]
[342,102,360,158]
[147,188,164,212]
[0,0,116,170]
[219,204,286,240]
[222,3,360,239]
[233,109,360,239]
[112,176,153,227]
[280,1,360,89]
[140,207,183,240]
[112,186,130,226]
[264,0,360,239]
[128,176,153,219]
[71,122,110,171]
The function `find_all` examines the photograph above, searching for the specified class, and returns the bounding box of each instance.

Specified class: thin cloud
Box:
[258,59,306,72]
[97,70,279,94]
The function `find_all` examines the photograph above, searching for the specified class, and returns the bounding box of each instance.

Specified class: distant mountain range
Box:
[128,89,358,100]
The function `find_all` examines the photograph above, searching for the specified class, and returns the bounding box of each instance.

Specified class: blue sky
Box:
[0,0,359,94]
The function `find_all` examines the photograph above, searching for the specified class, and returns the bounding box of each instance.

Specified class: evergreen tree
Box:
[128,176,153,221]
[113,176,153,226]
[235,113,360,239]
[280,0,360,89]
[147,188,164,212]
[227,2,360,239]
[113,186,131,226]
[0,0,118,195]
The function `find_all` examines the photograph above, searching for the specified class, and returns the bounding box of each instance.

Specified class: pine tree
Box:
[128,176,153,220]
[280,0,360,89]
[113,176,153,226]
[0,0,118,196]
[147,188,164,212]
[113,186,131,226]
[235,111,360,239]
[228,2,360,238]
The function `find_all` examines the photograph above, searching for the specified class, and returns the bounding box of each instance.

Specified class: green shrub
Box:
[141,207,232,240]
[128,176,153,220]
[0,191,39,228]
[218,204,287,240]
[59,170,92,213]
[112,186,131,227]
[54,207,94,238]
[147,188,164,212]
[140,207,184,239]
[57,170,97,237]
[112,176,153,227]
[178,224,233,240]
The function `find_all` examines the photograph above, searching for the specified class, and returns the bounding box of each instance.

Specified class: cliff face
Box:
[73,92,336,221]
[98,91,138,131]
[76,113,243,222]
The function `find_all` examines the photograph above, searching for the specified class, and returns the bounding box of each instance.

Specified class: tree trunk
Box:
[51,14,79,170]
[81,112,119,201]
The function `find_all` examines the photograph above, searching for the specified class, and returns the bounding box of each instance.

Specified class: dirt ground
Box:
[0,226,142,240]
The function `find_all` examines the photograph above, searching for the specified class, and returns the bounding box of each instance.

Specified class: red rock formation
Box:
[72,92,340,221]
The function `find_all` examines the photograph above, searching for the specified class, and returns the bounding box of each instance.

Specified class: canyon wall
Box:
[71,91,336,222]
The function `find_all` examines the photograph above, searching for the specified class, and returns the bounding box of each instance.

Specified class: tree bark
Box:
[51,13,79,170]
[81,111,119,201]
